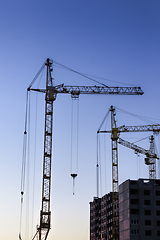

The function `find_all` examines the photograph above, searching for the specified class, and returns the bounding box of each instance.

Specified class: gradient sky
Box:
[0,1,160,240]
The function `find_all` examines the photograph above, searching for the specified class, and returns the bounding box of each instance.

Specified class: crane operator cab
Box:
[48,86,57,101]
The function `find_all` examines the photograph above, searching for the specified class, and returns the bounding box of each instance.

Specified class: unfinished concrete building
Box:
[90,178,160,240]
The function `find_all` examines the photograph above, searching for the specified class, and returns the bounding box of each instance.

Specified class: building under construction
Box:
[90,178,160,240]
[90,192,119,240]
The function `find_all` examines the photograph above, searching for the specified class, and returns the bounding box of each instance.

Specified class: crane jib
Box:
[30,85,144,96]
[55,86,144,95]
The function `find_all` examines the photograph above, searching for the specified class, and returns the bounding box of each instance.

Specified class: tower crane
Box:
[118,136,159,179]
[98,105,160,240]
[22,59,144,240]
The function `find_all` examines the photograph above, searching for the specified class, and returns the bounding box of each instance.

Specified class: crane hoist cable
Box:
[30,70,44,236]
[19,90,31,240]
[103,132,107,194]
[98,134,103,196]
[31,91,39,236]
[96,133,100,198]
[25,92,31,240]
[20,63,45,240]
[96,133,104,198]
[70,98,79,195]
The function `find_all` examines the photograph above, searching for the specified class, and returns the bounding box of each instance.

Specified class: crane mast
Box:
[39,58,53,240]
[110,106,119,240]
[27,60,144,240]
[40,59,54,239]
[148,135,157,179]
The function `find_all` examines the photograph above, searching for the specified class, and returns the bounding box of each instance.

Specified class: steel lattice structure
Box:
[39,59,53,240]
[99,124,160,134]
[148,135,157,179]
[28,60,144,240]
[110,106,119,240]
[118,136,158,179]
[31,85,144,96]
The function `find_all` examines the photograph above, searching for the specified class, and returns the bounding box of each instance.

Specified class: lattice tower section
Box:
[148,135,156,179]
[110,106,119,240]
[39,59,54,240]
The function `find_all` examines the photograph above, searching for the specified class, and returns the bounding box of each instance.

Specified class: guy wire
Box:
[76,99,79,173]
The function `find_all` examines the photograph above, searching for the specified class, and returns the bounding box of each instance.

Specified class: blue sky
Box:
[0,1,160,240]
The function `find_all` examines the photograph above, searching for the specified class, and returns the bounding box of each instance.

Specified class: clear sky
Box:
[0,0,160,240]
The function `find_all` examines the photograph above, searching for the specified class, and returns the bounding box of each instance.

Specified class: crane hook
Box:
[19,233,22,240]
[71,173,77,195]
